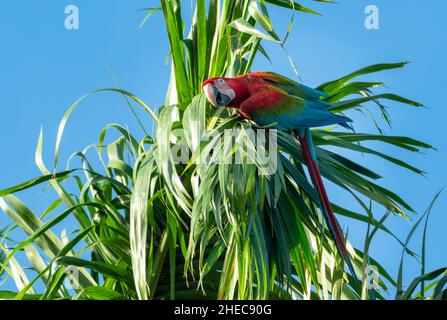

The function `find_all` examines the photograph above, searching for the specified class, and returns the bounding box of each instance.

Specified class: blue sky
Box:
[0,1,446,296]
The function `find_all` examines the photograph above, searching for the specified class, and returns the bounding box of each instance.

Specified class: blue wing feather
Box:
[241,73,352,130]
[251,98,352,131]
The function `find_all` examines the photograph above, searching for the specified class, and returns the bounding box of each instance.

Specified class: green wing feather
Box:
[254,72,328,100]
[241,88,350,130]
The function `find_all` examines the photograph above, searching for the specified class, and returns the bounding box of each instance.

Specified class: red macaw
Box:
[202,72,357,281]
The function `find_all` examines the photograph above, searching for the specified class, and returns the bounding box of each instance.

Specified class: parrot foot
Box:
[233,113,267,129]
[233,114,247,122]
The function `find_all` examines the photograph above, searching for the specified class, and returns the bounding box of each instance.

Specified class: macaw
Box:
[202,72,357,281]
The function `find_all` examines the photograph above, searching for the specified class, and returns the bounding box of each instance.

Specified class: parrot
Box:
[202,71,358,282]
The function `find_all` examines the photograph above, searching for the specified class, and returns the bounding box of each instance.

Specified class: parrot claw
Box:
[233,114,247,122]
[233,114,276,129]
[233,114,263,129]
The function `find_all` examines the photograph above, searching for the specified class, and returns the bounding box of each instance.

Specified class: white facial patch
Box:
[215,79,236,102]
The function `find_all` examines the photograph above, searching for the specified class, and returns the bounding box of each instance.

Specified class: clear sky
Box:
[0,1,446,296]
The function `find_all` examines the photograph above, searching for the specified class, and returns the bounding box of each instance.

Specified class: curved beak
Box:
[203,83,218,107]
[203,83,234,107]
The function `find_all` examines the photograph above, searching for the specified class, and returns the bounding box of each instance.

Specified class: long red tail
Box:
[297,134,357,281]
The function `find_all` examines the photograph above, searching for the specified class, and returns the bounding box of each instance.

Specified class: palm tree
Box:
[0,0,446,300]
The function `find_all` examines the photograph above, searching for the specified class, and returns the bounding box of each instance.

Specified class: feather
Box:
[250,72,329,99]
[297,130,358,282]
[239,87,352,131]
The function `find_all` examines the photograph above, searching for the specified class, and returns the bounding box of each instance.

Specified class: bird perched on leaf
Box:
[202,72,357,281]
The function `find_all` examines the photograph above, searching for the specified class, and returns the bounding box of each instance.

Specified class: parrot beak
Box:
[203,83,219,107]
[203,83,235,107]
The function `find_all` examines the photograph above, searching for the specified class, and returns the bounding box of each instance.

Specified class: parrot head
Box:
[202,77,236,107]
